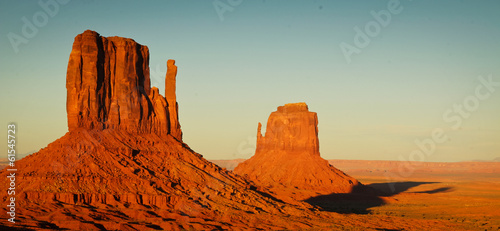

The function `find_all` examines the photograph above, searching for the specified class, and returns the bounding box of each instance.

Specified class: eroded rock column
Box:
[166,59,182,141]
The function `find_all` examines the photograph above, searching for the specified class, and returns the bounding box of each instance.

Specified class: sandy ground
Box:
[213,159,500,230]
[350,174,500,230]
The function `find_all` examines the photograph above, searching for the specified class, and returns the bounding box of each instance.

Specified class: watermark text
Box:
[6,124,17,223]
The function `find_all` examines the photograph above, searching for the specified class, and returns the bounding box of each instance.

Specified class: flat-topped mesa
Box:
[256,102,319,156]
[66,30,182,139]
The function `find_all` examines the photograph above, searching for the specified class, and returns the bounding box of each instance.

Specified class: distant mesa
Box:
[234,102,363,200]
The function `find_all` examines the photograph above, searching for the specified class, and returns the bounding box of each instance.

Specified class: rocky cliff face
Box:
[256,102,319,156]
[235,103,362,201]
[66,30,182,138]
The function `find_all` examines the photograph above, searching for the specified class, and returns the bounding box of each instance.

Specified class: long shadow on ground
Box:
[304,181,451,214]
[368,181,437,196]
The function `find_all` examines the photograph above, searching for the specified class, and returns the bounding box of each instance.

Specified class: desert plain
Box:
[213,159,500,230]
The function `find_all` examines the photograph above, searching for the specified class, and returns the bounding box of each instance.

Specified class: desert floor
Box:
[214,159,500,230]
[347,172,500,230]
[308,160,500,230]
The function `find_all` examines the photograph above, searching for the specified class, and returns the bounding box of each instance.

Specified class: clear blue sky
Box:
[1,0,499,162]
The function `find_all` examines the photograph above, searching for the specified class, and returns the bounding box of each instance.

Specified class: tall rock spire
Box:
[166,59,182,140]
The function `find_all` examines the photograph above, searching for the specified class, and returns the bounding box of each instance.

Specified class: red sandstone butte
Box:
[234,103,362,200]
[66,30,182,138]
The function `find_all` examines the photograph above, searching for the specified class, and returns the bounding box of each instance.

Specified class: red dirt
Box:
[0,128,341,230]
